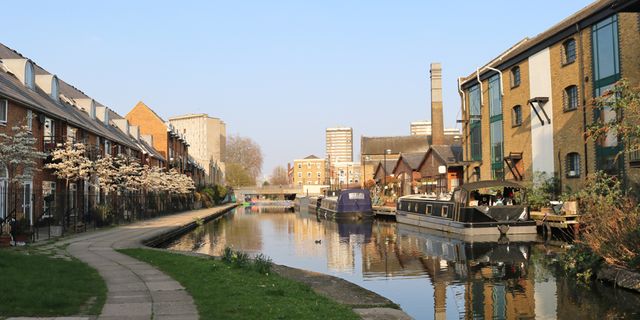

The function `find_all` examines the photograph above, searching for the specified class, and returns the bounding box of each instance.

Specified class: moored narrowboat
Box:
[396,180,536,236]
[313,189,373,220]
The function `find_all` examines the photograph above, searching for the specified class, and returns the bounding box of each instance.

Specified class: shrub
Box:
[254,253,273,274]
[576,172,640,271]
[525,171,560,210]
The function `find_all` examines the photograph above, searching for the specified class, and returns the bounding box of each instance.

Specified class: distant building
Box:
[293,155,326,186]
[360,135,430,184]
[410,121,461,139]
[330,161,361,188]
[168,114,226,185]
[326,127,353,163]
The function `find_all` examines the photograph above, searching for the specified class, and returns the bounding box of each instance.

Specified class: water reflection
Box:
[166,207,640,320]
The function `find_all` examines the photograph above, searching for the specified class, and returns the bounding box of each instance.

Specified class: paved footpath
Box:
[23,204,235,320]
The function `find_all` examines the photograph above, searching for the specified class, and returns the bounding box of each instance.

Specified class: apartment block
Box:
[168,114,226,185]
[458,0,640,192]
[326,127,353,163]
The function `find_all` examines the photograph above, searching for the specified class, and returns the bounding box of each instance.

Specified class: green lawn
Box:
[120,248,359,320]
[0,249,106,317]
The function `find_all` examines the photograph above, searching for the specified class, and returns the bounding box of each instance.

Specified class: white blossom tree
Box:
[94,155,117,194]
[112,155,144,192]
[0,125,46,229]
[45,141,93,222]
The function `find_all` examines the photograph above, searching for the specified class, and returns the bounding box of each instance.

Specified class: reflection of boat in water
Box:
[395,223,534,281]
[396,180,537,236]
[309,189,373,220]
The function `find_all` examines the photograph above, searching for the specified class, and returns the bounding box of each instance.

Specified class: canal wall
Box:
[597,265,640,293]
[143,203,238,248]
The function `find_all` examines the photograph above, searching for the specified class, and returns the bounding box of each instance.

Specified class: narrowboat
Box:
[396,180,537,236]
[312,189,373,220]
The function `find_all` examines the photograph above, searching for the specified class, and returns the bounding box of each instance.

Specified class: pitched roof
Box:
[430,145,463,165]
[397,152,426,171]
[304,155,320,159]
[361,135,429,155]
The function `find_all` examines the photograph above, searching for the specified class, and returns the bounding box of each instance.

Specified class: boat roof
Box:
[458,180,525,192]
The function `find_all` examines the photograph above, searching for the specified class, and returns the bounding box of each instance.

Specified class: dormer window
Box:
[51,77,59,101]
[24,61,35,89]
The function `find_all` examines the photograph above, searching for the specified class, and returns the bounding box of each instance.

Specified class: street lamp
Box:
[383,149,391,195]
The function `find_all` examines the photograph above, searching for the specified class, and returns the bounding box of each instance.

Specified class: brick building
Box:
[292,155,326,186]
[458,0,640,192]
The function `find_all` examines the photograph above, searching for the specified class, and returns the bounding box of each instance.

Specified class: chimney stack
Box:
[430,62,445,145]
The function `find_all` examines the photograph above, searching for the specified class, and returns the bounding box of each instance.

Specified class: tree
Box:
[94,156,117,194]
[45,141,93,226]
[269,165,289,186]
[0,125,47,184]
[588,79,640,157]
[226,162,254,187]
[0,124,46,228]
[225,135,263,182]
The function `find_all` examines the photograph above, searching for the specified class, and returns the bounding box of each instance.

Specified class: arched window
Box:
[563,38,577,65]
[24,61,35,89]
[51,76,59,101]
[564,85,579,111]
[566,153,580,178]
[510,66,521,88]
[512,105,522,126]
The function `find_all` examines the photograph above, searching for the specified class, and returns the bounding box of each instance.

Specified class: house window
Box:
[0,99,7,124]
[26,110,32,131]
[104,140,111,156]
[511,66,521,88]
[298,163,301,169]
[563,38,577,65]
[317,172,321,177]
[566,153,580,178]
[564,85,579,111]
[51,77,59,101]
[0,164,7,219]
[307,172,311,177]
[512,105,522,126]
[298,172,302,178]
[24,62,35,89]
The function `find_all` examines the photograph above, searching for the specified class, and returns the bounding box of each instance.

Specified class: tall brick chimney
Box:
[430,62,445,145]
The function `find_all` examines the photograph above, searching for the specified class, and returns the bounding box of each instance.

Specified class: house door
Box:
[23,180,33,225]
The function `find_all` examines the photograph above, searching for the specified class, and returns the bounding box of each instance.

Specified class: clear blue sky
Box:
[4,1,592,178]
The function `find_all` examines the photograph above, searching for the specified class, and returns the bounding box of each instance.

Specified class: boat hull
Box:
[396,210,537,236]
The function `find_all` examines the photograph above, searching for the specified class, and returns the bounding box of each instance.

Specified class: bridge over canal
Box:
[235,185,304,200]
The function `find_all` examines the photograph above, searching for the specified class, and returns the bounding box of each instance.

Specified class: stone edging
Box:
[597,265,640,293]
[142,204,238,248]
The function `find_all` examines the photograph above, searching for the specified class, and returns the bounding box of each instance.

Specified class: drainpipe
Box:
[577,23,589,176]
[458,77,469,179]
[485,67,504,96]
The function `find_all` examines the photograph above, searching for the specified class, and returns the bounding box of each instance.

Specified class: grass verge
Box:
[0,249,106,317]
[119,248,359,320]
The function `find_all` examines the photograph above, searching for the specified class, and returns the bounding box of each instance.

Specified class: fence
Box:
[0,185,199,243]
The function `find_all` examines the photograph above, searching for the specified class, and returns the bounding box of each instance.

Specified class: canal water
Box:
[165,206,640,320]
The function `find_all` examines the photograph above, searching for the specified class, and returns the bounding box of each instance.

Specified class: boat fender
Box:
[497,224,510,235]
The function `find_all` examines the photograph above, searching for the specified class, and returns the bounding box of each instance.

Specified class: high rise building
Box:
[326,127,353,163]
[168,113,226,185]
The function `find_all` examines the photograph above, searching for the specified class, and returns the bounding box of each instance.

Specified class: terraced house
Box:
[0,42,204,236]
[458,0,640,192]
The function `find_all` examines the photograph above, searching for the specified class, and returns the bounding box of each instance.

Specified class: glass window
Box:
[469,85,481,116]
[567,153,580,177]
[298,163,301,169]
[298,172,301,178]
[592,15,620,84]
[307,172,311,177]
[563,39,577,64]
[490,120,504,164]
[511,66,521,87]
[0,99,7,124]
[489,75,502,117]
[468,85,482,161]
[51,77,59,101]
[24,62,35,89]
[564,85,578,110]
[512,105,522,126]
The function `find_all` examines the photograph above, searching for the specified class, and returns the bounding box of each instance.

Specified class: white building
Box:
[410,121,461,140]
[168,113,226,185]
[326,127,353,163]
